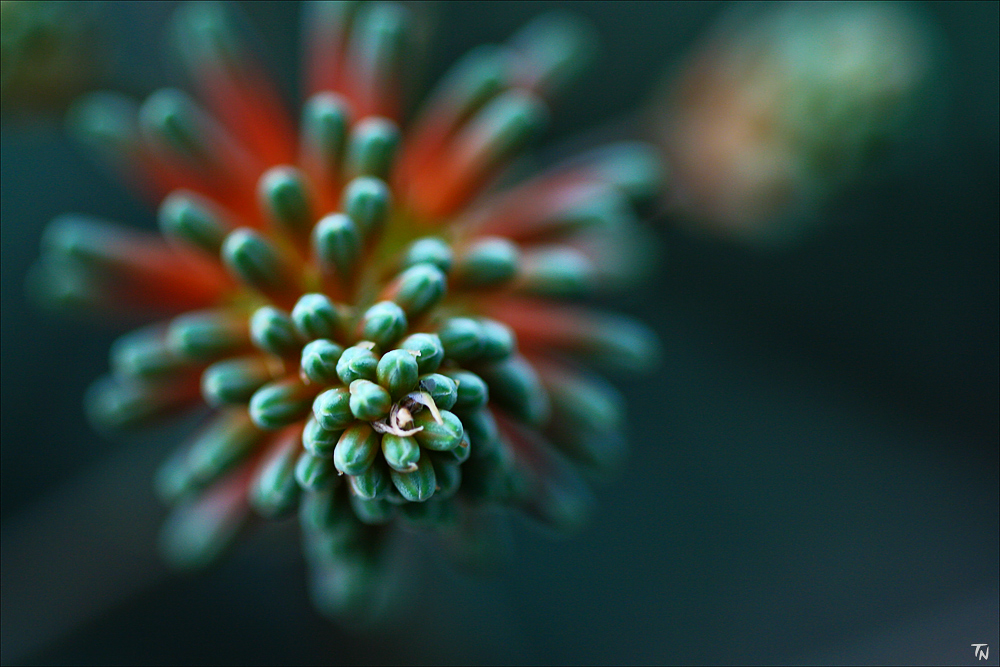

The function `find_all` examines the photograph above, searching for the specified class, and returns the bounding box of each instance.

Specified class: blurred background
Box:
[2,1,997,664]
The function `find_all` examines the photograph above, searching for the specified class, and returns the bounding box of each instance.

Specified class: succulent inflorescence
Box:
[32,1,663,620]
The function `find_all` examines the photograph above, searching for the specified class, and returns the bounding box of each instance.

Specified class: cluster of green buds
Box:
[31,0,663,621]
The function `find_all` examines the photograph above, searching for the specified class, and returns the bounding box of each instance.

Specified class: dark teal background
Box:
[2,2,997,664]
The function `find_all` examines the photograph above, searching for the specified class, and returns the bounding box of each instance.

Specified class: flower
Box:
[32,1,663,621]
[656,1,934,244]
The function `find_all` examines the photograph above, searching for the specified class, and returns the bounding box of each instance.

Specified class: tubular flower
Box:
[32,1,663,620]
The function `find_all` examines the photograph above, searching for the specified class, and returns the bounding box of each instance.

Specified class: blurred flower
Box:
[30,1,663,620]
[656,1,935,244]
[1,0,101,116]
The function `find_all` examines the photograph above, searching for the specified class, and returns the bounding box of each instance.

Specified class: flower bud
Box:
[250,305,302,356]
[400,333,444,374]
[389,455,436,502]
[341,176,391,236]
[249,377,316,430]
[334,422,380,476]
[291,293,343,341]
[402,237,452,273]
[358,301,407,348]
[413,409,464,451]
[300,339,344,385]
[381,433,421,473]
[202,355,280,405]
[312,387,354,432]
[349,379,392,421]
[454,237,520,287]
[348,457,390,500]
[302,414,343,457]
[417,373,458,411]
[439,369,488,411]
[336,342,379,385]
[376,349,420,399]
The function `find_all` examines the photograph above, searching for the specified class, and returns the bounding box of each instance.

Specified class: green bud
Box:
[348,457,389,500]
[138,89,211,166]
[417,373,458,411]
[438,368,488,411]
[454,237,520,287]
[516,11,596,93]
[296,449,336,491]
[476,318,516,361]
[251,442,302,519]
[158,192,228,255]
[571,313,661,373]
[358,301,407,349]
[158,491,246,571]
[389,455,436,502]
[349,379,392,421]
[302,414,343,457]
[300,487,354,536]
[381,433,421,472]
[305,511,367,559]
[376,349,419,399]
[183,410,263,493]
[312,212,360,278]
[202,356,279,405]
[477,355,550,426]
[249,377,316,430]
[154,444,194,503]
[85,376,187,432]
[550,371,623,434]
[67,92,141,168]
[460,445,516,502]
[167,310,249,361]
[300,339,344,385]
[250,306,302,356]
[519,246,594,296]
[546,371,626,472]
[41,215,119,268]
[334,422,380,476]
[341,176,391,236]
[301,93,349,175]
[312,387,354,432]
[345,117,400,181]
[291,293,343,341]
[557,427,626,477]
[403,237,452,273]
[523,464,593,536]
[427,42,506,118]
[173,1,243,74]
[259,166,314,238]
[413,409,464,452]
[461,408,499,457]
[590,142,665,204]
[336,342,379,385]
[221,228,293,293]
[384,263,446,318]
[445,434,471,464]
[437,317,483,363]
[459,90,548,203]
[427,452,462,499]
[111,325,186,380]
[400,333,444,374]
[349,495,396,525]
